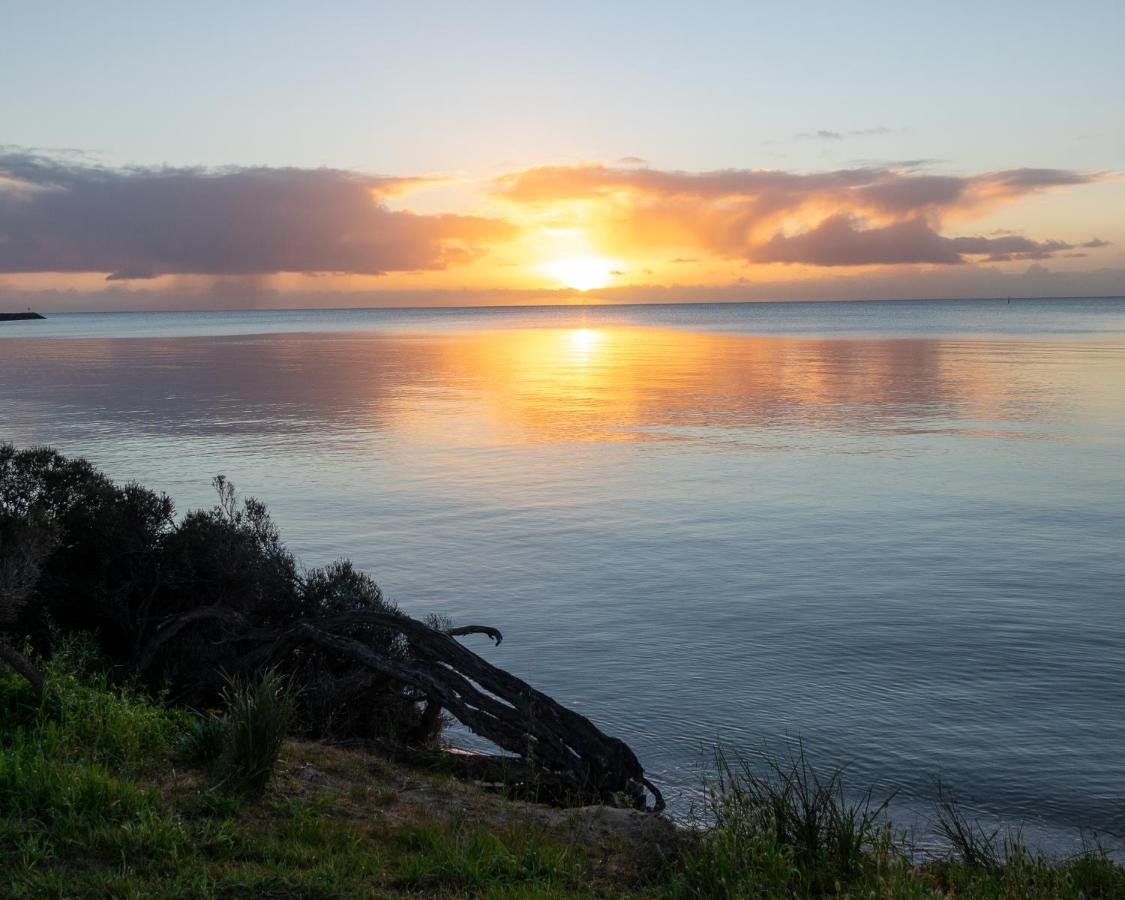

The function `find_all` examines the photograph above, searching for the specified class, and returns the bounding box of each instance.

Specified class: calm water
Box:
[3,298,1125,848]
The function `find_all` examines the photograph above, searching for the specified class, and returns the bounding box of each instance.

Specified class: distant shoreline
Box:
[7,295,1125,317]
[0,312,45,322]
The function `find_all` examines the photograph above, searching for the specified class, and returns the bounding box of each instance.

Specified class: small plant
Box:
[213,668,293,798]
[934,780,1004,870]
[181,713,226,767]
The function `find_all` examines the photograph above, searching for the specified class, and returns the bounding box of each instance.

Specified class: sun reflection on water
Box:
[568,327,602,356]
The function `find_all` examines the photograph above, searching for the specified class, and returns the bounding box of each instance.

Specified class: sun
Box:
[539,256,618,291]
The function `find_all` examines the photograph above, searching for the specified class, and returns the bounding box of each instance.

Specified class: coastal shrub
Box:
[289,559,441,745]
[0,444,446,748]
[0,444,174,658]
[144,477,304,705]
[213,668,294,798]
[0,508,54,631]
[159,475,299,623]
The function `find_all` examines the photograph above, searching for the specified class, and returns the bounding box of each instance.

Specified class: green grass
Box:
[668,744,907,898]
[0,658,644,898]
[2,658,1124,898]
[4,790,617,898]
[0,648,188,859]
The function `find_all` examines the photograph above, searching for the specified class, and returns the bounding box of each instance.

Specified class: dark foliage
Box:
[0,444,173,659]
[0,444,435,744]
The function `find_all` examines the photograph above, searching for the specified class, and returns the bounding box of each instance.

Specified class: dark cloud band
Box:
[0,152,514,279]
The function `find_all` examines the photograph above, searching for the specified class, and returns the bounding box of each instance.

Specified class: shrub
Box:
[0,444,174,659]
[0,444,446,749]
[290,559,438,743]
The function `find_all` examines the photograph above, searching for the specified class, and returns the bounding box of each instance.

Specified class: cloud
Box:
[0,151,516,279]
[494,162,1103,267]
[0,150,1107,283]
[751,216,1075,266]
[796,127,894,140]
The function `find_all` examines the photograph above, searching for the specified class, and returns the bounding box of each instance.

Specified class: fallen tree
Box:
[136,603,663,810]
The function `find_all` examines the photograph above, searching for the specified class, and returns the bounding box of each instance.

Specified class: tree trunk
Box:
[0,643,44,696]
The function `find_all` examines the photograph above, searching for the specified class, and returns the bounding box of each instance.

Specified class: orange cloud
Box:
[493,163,1104,266]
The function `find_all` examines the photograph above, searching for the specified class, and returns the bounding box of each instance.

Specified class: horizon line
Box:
[12,294,1125,317]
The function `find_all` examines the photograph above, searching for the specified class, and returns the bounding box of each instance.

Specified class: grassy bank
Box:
[1,654,1122,898]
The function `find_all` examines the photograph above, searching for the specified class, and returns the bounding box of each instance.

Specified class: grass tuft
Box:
[213,667,294,798]
[934,779,1007,871]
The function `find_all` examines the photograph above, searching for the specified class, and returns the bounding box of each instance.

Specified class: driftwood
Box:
[139,606,664,811]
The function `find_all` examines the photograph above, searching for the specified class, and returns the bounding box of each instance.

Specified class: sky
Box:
[1,0,1122,310]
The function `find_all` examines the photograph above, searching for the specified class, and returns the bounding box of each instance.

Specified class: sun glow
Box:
[539,256,618,291]
[569,327,602,354]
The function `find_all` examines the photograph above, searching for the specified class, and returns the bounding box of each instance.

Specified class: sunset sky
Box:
[2,0,1122,310]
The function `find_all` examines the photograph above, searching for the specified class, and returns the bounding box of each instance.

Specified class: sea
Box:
[3,297,1124,851]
